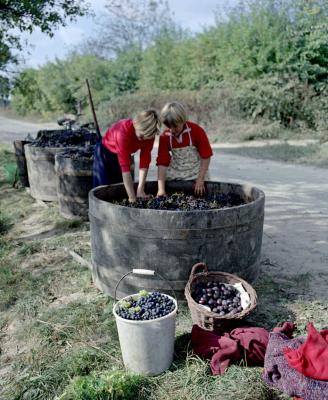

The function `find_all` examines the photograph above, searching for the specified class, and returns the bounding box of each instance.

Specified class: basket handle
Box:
[190,262,208,278]
[114,269,177,303]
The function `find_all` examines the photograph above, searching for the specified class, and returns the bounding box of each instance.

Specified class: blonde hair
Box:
[133,109,160,139]
[160,102,187,128]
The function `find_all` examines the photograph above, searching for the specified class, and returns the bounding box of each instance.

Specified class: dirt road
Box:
[0,115,57,143]
[213,153,328,301]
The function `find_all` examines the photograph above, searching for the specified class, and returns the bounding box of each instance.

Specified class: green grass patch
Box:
[220,143,328,167]
[0,144,16,186]
[0,210,12,235]
[59,370,151,400]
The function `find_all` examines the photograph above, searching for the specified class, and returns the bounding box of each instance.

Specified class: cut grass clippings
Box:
[0,143,327,400]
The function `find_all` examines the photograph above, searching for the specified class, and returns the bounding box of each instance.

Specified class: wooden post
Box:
[86,79,102,140]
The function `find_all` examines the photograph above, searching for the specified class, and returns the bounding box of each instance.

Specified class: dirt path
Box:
[210,153,328,301]
[0,115,57,143]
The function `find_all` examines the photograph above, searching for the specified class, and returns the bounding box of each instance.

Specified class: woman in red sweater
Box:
[156,102,213,196]
[93,109,160,202]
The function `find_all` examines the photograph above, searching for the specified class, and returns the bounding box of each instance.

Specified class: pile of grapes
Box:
[116,290,176,321]
[31,128,98,148]
[58,145,95,160]
[113,192,245,211]
[192,281,243,316]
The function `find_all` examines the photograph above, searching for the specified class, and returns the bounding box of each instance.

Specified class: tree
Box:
[0,0,88,77]
[81,0,178,57]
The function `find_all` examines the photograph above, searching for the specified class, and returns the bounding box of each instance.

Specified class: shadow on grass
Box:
[171,332,192,370]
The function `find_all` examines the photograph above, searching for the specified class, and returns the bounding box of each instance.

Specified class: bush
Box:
[96,88,235,131]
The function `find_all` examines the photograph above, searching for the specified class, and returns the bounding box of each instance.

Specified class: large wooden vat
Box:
[89,181,265,299]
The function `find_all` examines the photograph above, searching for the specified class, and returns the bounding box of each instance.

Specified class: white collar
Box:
[169,123,191,143]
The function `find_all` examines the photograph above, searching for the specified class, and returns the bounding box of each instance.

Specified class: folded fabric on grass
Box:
[263,329,328,400]
[191,323,295,376]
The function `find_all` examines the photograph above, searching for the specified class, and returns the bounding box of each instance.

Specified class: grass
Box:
[0,144,16,187]
[219,143,328,167]
[207,116,319,143]
[0,143,327,400]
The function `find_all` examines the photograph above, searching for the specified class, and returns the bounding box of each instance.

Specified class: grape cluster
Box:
[192,281,243,316]
[58,145,95,160]
[116,290,176,321]
[113,192,244,211]
[31,128,98,148]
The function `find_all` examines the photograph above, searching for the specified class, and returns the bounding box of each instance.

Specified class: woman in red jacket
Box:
[93,109,160,202]
[156,102,213,197]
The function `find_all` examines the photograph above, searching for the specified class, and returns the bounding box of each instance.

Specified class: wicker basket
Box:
[185,262,257,331]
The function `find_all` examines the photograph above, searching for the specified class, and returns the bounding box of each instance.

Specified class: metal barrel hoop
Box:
[114,269,178,304]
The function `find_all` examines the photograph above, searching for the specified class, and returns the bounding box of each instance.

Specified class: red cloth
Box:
[102,119,154,172]
[156,121,213,167]
[284,322,328,381]
[191,324,270,375]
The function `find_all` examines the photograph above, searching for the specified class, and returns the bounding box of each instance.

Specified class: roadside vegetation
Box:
[1,145,327,399]
[219,142,328,168]
[5,1,327,144]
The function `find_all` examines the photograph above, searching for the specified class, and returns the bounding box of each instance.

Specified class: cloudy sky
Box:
[21,0,232,68]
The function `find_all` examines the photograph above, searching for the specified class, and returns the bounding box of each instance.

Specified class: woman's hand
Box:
[194,178,205,196]
[136,187,151,199]
[156,190,167,197]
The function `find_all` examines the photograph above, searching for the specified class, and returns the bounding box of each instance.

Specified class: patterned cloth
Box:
[263,330,328,400]
[166,145,207,181]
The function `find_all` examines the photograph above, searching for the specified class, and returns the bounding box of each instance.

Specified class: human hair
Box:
[133,109,160,139]
[160,102,187,128]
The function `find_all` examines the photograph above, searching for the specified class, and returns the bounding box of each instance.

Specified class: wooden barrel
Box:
[89,181,265,300]
[13,140,31,187]
[55,150,94,219]
[25,144,76,201]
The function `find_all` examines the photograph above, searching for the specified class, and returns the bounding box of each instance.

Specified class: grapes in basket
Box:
[116,290,176,321]
[192,281,243,316]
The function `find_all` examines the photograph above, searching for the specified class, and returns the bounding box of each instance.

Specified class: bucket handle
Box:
[190,262,208,278]
[114,269,177,304]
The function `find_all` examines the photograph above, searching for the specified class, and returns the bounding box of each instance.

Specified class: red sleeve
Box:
[156,134,171,166]
[193,124,213,159]
[139,138,155,170]
[115,126,132,173]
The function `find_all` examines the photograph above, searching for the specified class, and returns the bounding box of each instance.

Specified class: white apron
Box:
[166,125,209,181]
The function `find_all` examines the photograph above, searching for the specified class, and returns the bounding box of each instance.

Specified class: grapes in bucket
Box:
[113,269,178,376]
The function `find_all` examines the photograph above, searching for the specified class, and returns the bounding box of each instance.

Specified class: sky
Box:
[21,0,228,69]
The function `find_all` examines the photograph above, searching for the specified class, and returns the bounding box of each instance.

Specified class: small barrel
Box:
[25,144,76,201]
[55,148,94,219]
[13,140,31,187]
